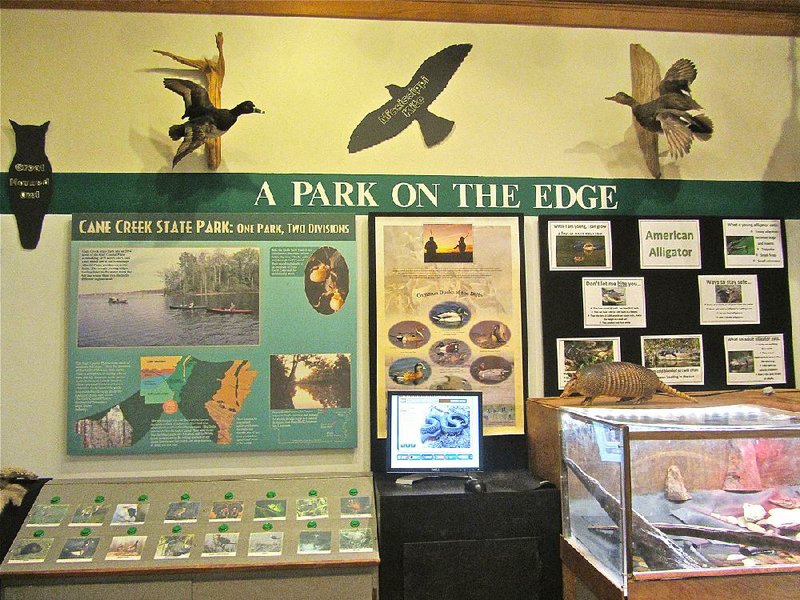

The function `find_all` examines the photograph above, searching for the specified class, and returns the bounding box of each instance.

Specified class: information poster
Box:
[556,337,621,390]
[698,274,760,325]
[581,277,646,328]
[641,334,704,385]
[67,213,357,454]
[547,220,612,271]
[638,219,701,269]
[722,219,784,269]
[373,215,525,436]
[724,334,787,385]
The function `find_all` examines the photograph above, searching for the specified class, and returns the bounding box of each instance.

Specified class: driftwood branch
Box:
[564,457,702,570]
[630,44,661,179]
[591,522,800,554]
[154,32,225,169]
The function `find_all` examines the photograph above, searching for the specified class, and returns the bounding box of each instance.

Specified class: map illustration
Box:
[74,356,257,449]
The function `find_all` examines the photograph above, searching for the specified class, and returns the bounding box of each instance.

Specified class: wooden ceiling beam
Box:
[1,0,798,35]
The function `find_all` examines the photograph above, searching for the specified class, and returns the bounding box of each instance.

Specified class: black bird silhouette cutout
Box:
[348,44,472,153]
[8,120,53,249]
[164,78,263,167]
[606,58,713,159]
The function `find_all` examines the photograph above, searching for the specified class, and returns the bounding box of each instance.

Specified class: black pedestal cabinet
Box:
[375,470,562,600]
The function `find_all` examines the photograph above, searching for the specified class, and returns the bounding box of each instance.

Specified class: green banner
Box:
[3,173,799,217]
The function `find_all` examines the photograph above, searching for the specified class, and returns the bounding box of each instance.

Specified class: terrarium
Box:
[560,404,800,594]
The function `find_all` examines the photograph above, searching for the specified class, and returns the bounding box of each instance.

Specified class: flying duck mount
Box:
[154,32,226,170]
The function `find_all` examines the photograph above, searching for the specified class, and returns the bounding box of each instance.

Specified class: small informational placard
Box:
[548,220,612,271]
[725,334,787,385]
[339,528,374,553]
[555,337,621,390]
[582,277,646,328]
[6,538,53,563]
[723,219,784,268]
[248,532,284,556]
[57,538,100,562]
[298,531,332,554]
[641,334,704,385]
[698,275,760,325]
[106,536,146,561]
[638,219,701,269]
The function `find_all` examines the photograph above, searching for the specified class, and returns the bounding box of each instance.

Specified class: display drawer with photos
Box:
[0,474,378,577]
[559,404,800,596]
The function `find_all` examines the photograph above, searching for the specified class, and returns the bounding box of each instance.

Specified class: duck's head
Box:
[233,101,264,115]
[605,92,636,106]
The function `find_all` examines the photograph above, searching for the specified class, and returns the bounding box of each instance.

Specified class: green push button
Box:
[218,524,229,533]
[266,490,276,499]
[50,496,60,504]
[138,494,149,502]
[127,527,138,535]
[350,520,360,528]
[33,529,45,538]
[172,525,182,534]
[180,493,190,501]
[80,528,92,537]
[94,495,105,503]
[307,520,317,529]
[349,488,358,496]
[308,489,318,497]
[262,522,273,531]
[224,492,234,500]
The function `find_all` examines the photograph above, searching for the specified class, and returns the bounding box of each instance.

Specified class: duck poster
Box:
[65,212,358,454]
[372,215,526,437]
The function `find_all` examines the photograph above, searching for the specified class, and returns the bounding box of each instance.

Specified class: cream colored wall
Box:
[0,9,798,478]
[0,10,798,180]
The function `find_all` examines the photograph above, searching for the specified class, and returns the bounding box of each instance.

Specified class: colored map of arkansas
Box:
[74,356,257,449]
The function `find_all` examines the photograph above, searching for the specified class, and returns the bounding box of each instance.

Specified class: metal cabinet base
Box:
[375,470,562,600]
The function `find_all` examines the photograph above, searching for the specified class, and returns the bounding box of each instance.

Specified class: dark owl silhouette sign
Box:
[7,120,53,249]
[348,44,472,153]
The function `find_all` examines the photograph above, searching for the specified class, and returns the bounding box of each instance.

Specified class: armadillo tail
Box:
[657,381,696,403]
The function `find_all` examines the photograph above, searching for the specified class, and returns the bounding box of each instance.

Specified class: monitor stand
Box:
[394,473,472,486]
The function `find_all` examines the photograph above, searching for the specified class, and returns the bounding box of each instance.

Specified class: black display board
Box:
[539,216,794,397]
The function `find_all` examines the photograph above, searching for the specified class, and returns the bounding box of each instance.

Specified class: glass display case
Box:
[560,404,800,595]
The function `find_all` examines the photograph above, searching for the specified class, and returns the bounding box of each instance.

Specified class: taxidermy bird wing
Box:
[656,110,701,158]
[630,44,662,178]
[348,43,472,153]
[164,78,214,119]
[171,120,214,166]
[659,58,697,97]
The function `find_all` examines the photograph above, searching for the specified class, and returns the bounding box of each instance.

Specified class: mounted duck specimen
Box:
[163,78,263,167]
[155,32,262,169]
[606,45,713,177]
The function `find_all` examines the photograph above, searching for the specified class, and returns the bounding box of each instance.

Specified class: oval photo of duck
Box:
[428,301,470,329]
[469,320,511,349]
[388,320,430,349]
[388,358,431,386]
[304,246,349,315]
[469,356,513,385]
[429,338,470,366]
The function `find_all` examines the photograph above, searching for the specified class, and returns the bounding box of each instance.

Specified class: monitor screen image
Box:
[387,390,483,473]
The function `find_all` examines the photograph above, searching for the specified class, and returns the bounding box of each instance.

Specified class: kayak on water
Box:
[206,307,253,314]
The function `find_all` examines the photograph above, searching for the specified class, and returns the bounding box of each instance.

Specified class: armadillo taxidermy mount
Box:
[560,361,696,405]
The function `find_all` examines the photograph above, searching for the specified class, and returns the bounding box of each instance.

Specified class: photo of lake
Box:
[76,247,260,347]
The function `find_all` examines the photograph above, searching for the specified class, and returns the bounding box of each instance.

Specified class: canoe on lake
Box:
[206,307,254,314]
[169,305,208,310]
